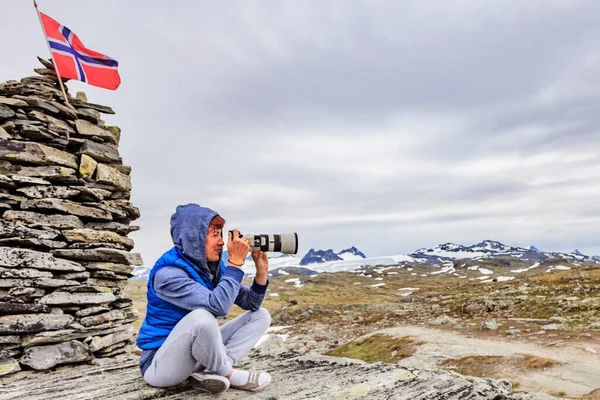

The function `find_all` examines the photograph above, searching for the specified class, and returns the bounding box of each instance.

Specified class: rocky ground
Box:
[125,260,599,399]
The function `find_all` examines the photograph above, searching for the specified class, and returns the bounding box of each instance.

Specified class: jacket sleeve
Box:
[234,279,269,311]
[153,266,244,317]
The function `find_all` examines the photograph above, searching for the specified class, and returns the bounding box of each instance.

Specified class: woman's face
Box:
[205,226,224,262]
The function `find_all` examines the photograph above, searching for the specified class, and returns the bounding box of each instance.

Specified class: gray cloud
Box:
[1,0,599,267]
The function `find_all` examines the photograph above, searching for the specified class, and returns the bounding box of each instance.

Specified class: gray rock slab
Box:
[76,108,101,122]
[10,175,51,185]
[68,99,115,114]
[20,324,130,348]
[88,201,127,219]
[12,96,59,114]
[7,287,45,300]
[0,336,20,345]
[62,229,134,249]
[90,270,129,280]
[75,120,116,144]
[0,127,10,140]
[0,313,73,333]
[21,198,113,221]
[49,101,78,120]
[3,210,84,230]
[75,306,110,318]
[67,242,128,251]
[28,111,74,134]
[78,154,97,179]
[0,174,14,188]
[107,164,131,175]
[53,271,90,280]
[60,285,113,294]
[104,199,140,220]
[0,267,53,278]
[95,164,131,191]
[0,220,59,240]
[78,140,121,163]
[39,291,116,306]
[0,193,26,205]
[76,186,112,202]
[105,126,121,146]
[80,309,130,327]
[0,237,68,250]
[82,262,134,275]
[0,96,28,107]
[0,104,15,119]
[19,124,58,141]
[0,278,79,289]
[0,140,77,168]
[52,248,143,266]
[95,342,130,357]
[0,348,20,359]
[83,278,128,289]
[20,340,92,370]
[0,302,49,314]
[75,318,135,333]
[16,185,80,199]
[0,246,84,271]
[0,351,560,400]
[0,357,20,376]
[88,326,134,352]
[2,165,76,179]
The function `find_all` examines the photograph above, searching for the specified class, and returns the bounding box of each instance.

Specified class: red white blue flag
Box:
[39,12,121,90]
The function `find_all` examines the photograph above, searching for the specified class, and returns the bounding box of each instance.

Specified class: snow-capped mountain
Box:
[408,239,595,265]
[131,240,598,279]
[299,249,342,265]
[338,246,366,260]
[299,247,367,265]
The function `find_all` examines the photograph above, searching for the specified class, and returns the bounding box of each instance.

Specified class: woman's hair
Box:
[209,215,226,230]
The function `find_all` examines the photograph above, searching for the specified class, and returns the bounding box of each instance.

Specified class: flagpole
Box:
[33,0,71,106]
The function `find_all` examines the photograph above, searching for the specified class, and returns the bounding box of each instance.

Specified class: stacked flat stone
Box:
[0,58,142,375]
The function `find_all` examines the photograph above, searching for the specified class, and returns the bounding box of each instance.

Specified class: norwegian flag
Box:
[39,12,120,90]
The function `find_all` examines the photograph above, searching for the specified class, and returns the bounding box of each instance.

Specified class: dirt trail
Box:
[375,325,600,398]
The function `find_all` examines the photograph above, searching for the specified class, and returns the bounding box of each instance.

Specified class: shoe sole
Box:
[190,377,230,394]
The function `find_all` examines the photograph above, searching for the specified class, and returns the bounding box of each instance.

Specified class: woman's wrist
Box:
[254,271,268,285]
[228,258,245,267]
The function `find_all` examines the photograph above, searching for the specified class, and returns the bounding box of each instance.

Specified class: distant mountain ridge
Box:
[409,239,597,265]
[300,246,366,266]
[131,240,598,279]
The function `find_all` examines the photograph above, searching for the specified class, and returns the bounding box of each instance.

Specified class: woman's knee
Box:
[256,307,271,328]
[186,308,219,333]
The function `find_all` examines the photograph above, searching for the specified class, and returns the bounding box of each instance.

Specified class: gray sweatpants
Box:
[143,307,271,388]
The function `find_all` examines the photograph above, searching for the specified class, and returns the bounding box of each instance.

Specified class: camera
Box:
[229,231,298,254]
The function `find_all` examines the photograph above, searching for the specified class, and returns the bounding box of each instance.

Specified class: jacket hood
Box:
[170,203,222,270]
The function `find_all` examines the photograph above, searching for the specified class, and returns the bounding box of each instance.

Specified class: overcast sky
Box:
[2,0,599,266]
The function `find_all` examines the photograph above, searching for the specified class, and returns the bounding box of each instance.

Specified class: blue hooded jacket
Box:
[136,204,267,358]
[136,204,225,350]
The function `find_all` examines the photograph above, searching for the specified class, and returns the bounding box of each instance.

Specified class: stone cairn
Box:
[0,58,142,375]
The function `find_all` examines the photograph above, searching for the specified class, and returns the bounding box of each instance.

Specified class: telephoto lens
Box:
[230,231,298,254]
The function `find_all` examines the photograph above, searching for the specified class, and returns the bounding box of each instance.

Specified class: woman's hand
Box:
[227,228,249,268]
[251,251,268,285]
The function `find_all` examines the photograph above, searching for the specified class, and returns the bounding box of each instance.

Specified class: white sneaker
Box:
[230,370,271,391]
[189,372,230,394]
